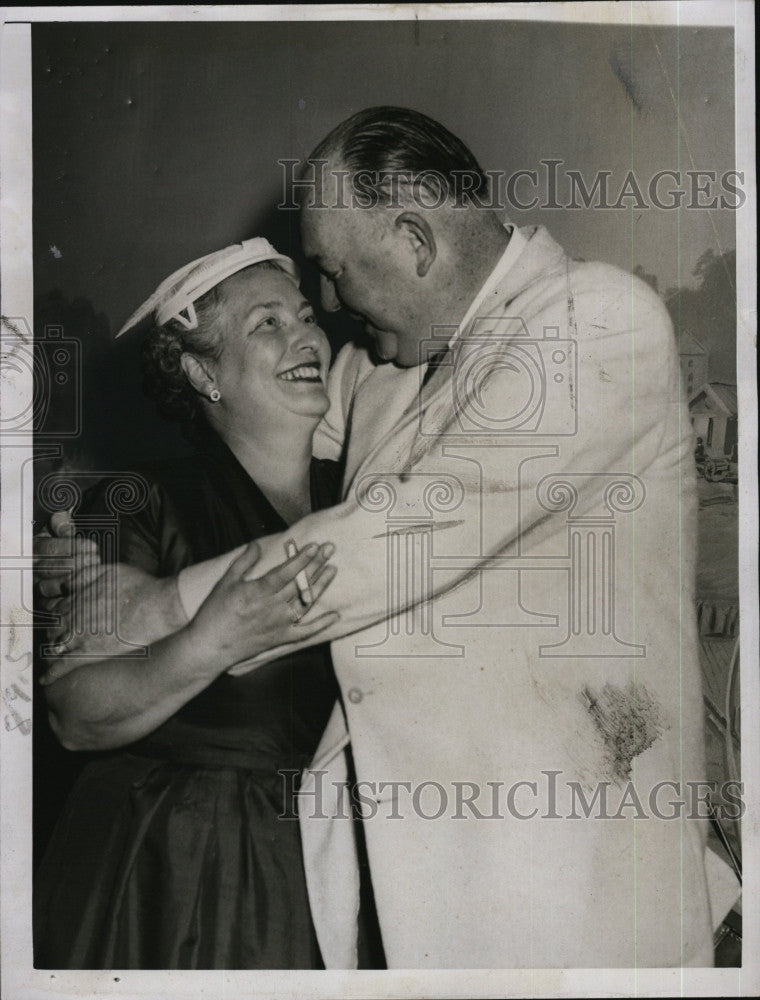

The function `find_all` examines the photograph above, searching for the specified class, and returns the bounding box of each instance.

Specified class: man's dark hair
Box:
[308,106,490,207]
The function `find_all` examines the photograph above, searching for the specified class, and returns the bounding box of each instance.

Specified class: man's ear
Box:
[180,353,215,396]
[395,211,437,277]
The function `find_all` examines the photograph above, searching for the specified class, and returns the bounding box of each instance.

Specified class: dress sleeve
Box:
[76,475,169,577]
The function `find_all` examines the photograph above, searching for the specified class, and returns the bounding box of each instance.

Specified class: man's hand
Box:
[35,507,187,670]
[42,560,188,673]
[34,509,105,605]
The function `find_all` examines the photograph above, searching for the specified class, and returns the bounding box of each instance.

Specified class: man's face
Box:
[300,198,424,367]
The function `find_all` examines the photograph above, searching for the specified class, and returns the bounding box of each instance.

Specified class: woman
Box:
[34,239,344,970]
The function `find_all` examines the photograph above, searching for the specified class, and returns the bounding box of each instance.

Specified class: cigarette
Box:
[285,539,313,606]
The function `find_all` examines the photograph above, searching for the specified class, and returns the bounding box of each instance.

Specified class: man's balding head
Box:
[298,107,509,367]
[308,105,491,210]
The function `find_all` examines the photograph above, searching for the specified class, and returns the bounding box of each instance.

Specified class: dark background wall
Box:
[33,18,737,470]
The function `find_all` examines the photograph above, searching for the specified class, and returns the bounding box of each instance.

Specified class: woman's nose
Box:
[291,318,325,353]
[320,274,341,313]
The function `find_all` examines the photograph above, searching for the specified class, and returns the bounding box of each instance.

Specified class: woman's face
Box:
[207,267,331,434]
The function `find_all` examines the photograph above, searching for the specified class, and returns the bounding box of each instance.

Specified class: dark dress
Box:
[34,426,341,969]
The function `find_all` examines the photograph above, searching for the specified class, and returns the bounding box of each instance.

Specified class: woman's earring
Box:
[209,387,221,403]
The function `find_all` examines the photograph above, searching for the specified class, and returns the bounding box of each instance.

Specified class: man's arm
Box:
[179,269,685,668]
[39,555,188,661]
[34,494,188,657]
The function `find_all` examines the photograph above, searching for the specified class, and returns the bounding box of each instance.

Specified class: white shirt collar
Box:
[447,223,528,349]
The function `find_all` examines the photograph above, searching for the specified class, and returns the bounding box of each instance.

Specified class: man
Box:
[39,108,714,967]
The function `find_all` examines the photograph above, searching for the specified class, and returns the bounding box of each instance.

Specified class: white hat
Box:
[116,237,300,338]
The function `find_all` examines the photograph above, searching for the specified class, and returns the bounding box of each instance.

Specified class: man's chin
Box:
[369,331,425,368]
[369,330,399,363]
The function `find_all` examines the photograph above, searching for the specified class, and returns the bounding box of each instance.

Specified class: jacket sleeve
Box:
[178,266,685,665]
[312,341,374,462]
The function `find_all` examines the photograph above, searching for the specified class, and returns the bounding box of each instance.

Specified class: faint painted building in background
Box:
[678,332,709,398]
[689,382,738,459]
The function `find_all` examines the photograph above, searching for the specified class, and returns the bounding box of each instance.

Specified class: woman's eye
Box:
[254,315,278,332]
[302,313,317,324]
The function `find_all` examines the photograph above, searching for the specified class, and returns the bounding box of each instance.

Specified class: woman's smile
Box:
[277,359,324,384]
[208,268,332,426]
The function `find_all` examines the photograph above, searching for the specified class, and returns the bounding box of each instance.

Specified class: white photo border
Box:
[1,4,756,998]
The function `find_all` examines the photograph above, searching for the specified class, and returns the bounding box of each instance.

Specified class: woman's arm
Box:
[41,542,338,751]
[43,624,225,751]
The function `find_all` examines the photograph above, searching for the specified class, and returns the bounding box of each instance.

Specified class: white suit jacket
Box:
[179,226,715,968]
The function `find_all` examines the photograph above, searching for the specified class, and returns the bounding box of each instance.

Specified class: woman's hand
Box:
[38,541,338,752]
[187,539,338,668]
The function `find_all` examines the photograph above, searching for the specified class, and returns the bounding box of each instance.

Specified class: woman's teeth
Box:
[279,364,321,383]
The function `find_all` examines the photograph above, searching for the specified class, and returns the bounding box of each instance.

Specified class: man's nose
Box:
[320,274,341,313]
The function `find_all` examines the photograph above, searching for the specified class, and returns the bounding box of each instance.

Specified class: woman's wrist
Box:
[179,618,259,679]
[163,621,232,684]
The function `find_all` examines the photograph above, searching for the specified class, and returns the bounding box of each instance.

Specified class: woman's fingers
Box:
[276,541,336,592]
[227,541,261,579]
[233,563,335,627]
[292,609,341,638]
[303,543,335,583]
[274,566,336,626]
[260,542,320,591]
[237,575,300,615]
[306,556,334,587]
[303,563,337,606]
[237,541,336,595]
[270,564,337,622]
